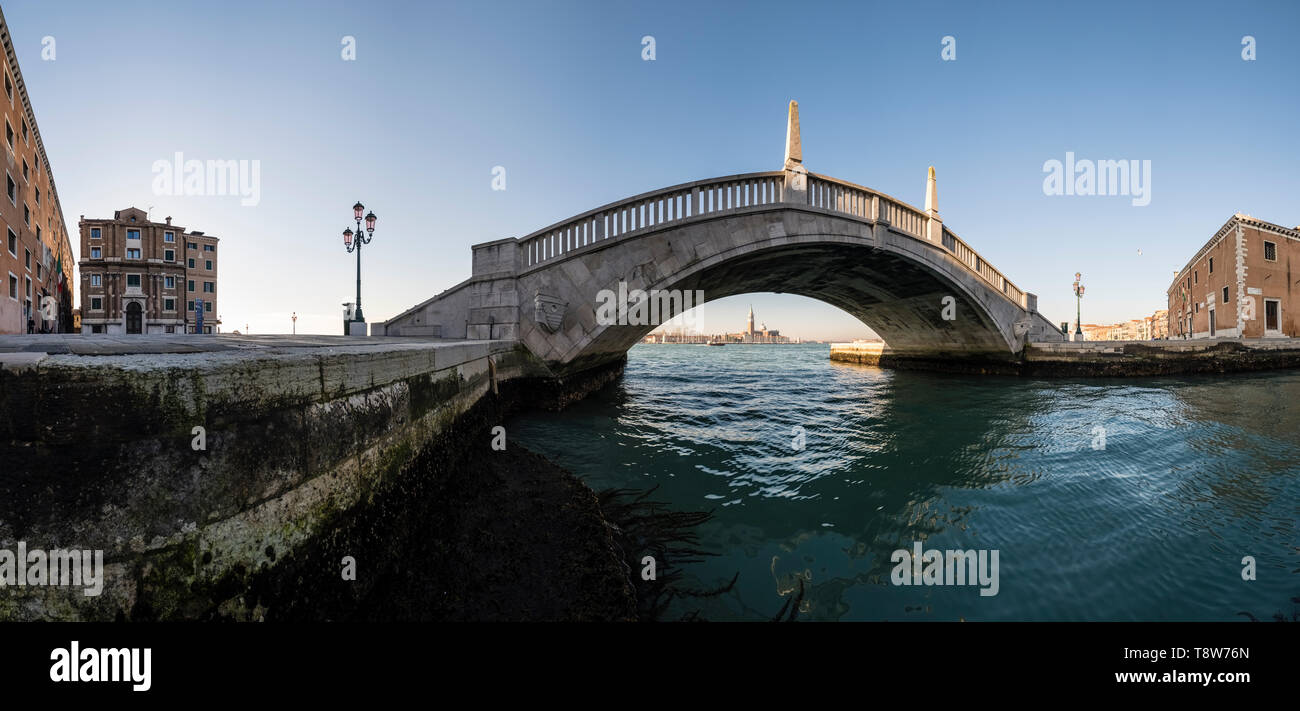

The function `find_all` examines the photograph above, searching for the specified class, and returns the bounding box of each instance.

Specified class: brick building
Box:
[0,7,75,334]
[1167,214,1299,339]
[183,229,219,333]
[78,208,219,334]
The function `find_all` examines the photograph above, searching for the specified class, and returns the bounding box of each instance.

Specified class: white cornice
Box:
[1167,214,1298,295]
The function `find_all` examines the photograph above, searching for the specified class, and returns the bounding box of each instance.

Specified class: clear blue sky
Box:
[6,0,1298,338]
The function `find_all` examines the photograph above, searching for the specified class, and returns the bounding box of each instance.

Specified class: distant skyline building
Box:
[724,304,791,343]
[644,303,798,344]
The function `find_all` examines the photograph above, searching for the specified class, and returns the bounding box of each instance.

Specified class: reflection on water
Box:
[509,343,1300,620]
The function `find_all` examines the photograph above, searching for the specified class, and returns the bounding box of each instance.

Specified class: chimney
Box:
[165,216,172,225]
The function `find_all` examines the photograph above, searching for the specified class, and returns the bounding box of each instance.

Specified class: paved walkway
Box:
[0,334,480,356]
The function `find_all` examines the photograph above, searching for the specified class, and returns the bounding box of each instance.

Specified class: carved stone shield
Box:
[534,291,566,333]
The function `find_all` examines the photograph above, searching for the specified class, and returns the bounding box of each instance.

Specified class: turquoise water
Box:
[509,343,1300,621]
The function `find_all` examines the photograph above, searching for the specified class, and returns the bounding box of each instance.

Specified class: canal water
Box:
[510,343,1299,621]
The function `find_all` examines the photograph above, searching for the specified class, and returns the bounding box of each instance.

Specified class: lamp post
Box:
[292,311,297,335]
[342,201,378,334]
[1072,272,1085,339]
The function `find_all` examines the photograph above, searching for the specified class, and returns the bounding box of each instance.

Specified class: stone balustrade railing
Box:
[808,173,1026,308]
[520,171,786,267]
[517,169,1026,309]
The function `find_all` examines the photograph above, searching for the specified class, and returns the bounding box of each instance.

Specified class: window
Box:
[164,298,175,311]
[203,244,215,252]
[3,73,10,103]
[1194,270,1198,284]
[1223,286,1230,303]
[126,229,140,240]
[5,228,13,255]
[6,174,14,204]
[23,203,29,226]
[21,159,28,181]
[187,280,195,291]
[91,324,103,333]
[127,274,141,288]
[25,276,31,299]
[187,242,197,250]
[1264,240,1277,261]
[126,248,141,259]
[204,301,212,312]
[4,120,11,149]
[165,325,175,334]
[187,300,195,312]
[90,228,101,239]
[21,119,27,145]
[34,187,39,205]
[164,231,175,243]
[164,249,175,262]
[164,276,175,289]
[205,260,212,271]
[203,281,214,293]
[91,297,102,310]
[188,258,195,269]
[1208,257,1213,273]
[36,263,42,281]
[7,273,15,300]
[24,248,30,269]
[91,246,101,259]
[91,274,101,286]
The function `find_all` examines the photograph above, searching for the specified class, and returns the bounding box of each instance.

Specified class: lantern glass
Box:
[365,211,376,233]
[353,202,364,220]
[343,228,354,247]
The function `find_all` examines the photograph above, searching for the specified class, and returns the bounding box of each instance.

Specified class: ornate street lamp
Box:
[342,201,377,332]
[292,311,297,335]
[1073,272,1086,338]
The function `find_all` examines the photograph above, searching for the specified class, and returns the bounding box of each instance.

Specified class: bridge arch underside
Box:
[523,212,1029,375]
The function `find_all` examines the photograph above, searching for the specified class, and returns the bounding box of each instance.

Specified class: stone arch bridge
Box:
[385,101,1063,375]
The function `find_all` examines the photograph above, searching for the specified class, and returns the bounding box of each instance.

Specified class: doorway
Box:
[126,302,143,334]
[1265,299,1281,336]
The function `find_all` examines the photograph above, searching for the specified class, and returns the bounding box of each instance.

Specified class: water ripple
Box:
[511,344,1300,621]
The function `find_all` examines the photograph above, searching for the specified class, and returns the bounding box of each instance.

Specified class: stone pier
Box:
[831,338,1300,376]
[0,334,576,620]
